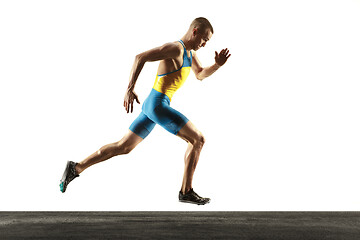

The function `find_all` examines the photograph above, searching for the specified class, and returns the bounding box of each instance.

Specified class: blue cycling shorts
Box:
[129,89,189,139]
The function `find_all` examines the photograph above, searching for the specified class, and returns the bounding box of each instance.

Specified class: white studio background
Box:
[1,0,359,211]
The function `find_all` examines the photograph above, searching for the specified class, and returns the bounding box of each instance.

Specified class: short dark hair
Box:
[190,17,214,34]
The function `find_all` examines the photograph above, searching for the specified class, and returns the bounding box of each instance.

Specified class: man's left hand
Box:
[215,48,231,66]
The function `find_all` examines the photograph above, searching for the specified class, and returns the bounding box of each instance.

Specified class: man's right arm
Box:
[124,42,181,113]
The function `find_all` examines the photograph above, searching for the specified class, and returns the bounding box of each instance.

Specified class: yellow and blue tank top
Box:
[153,40,192,101]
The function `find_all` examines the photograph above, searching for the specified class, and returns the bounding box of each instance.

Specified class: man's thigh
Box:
[129,111,156,139]
[151,104,189,135]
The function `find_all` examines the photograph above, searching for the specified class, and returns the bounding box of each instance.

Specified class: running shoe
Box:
[179,188,210,205]
[60,161,79,193]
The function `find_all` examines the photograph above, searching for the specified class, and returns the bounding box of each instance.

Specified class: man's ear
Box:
[192,28,198,36]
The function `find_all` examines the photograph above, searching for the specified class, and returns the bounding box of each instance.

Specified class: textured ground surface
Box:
[1,212,360,239]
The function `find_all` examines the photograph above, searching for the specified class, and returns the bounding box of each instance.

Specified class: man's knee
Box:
[98,142,133,157]
[115,142,133,155]
[195,133,205,147]
[177,121,205,147]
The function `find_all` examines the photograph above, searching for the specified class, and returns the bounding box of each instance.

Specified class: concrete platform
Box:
[1,212,360,239]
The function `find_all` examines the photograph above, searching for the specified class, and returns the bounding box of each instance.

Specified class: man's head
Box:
[188,17,213,51]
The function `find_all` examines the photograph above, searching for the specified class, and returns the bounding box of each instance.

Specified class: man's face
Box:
[192,28,212,51]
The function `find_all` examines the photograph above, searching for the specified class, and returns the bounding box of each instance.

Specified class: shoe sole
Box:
[179,199,211,205]
[60,161,71,193]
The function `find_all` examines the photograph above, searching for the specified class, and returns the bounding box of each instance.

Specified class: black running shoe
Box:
[179,188,211,205]
[60,161,79,193]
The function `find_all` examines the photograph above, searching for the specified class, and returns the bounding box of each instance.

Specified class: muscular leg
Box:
[75,130,143,174]
[177,121,205,194]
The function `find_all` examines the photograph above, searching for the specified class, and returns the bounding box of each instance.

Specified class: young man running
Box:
[60,17,231,205]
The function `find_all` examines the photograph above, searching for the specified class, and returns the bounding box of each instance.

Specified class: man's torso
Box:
[153,40,193,100]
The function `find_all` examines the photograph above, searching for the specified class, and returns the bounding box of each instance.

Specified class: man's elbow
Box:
[195,68,205,81]
[135,53,147,64]
[196,74,205,81]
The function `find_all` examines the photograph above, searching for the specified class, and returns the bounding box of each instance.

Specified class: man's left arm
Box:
[192,48,231,81]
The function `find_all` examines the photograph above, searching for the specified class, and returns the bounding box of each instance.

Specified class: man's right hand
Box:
[124,89,140,113]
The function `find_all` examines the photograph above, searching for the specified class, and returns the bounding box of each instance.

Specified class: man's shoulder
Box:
[166,41,183,51]
[159,41,183,58]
